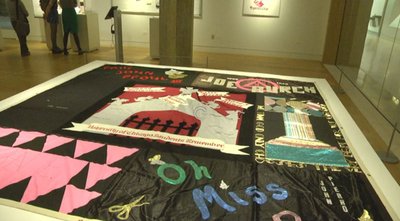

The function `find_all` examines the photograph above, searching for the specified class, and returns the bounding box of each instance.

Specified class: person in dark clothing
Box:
[7,0,30,56]
[59,0,83,55]
[40,0,63,54]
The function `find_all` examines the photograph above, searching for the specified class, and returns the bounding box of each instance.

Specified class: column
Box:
[159,0,194,66]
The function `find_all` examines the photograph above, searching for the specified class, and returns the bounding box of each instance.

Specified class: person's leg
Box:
[63,31,69,55]
[72,33,83,55]
[50,22,62,54]
[50,23,56,48]
[19,35,30,56]
[47,5,62,54]
[11,21,30,56]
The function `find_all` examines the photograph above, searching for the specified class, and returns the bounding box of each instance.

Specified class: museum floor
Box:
[1,38,399,186]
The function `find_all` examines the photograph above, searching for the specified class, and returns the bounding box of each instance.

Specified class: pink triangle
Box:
[74,140,104,158]
[59,184,101,214]
[12,131,46,147]
[21,154,88,203]
[106,145,139,165]
[42,135,74,152]
[85,162,121,190]
[0,146,17,169]
[0,146,49,189]
[0,127,19,138]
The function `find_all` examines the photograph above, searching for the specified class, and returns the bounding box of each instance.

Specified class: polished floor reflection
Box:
[336,0,400,128]
[0,39,399,184]
[337,32,400,124]
[361,32,399,123]
[336,26,400,164]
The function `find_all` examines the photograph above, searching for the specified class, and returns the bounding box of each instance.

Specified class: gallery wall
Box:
[1,0,45,40]
[194,0,330,60]
[2,0,331,60]
[368,0,386,33]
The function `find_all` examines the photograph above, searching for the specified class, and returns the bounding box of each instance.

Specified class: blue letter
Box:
[245,186,267,204]
[228,192,249,206]
[192,185,236,220]
[266,183,288,200]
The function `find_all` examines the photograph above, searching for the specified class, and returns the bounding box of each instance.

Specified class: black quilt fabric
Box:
[0,64,392,221]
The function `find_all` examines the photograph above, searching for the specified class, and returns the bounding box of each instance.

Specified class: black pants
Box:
[11,20,29,55]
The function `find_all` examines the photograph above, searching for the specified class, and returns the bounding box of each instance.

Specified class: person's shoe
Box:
[52,47,63,54]
[63,49,69,56]
[21,51,30,57]
[78,49,84,55]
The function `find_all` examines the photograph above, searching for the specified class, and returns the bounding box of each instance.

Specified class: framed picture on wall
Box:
[111,0,202,17]
[242,0,281,17]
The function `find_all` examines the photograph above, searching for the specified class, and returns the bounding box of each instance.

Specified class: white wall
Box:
[368,0,387,33]
[371,0,386,17]
[84,0,114,46]
[1,0,44,40]
[108,0,331,60]
[2,0,331,61]
[194,0,330,60]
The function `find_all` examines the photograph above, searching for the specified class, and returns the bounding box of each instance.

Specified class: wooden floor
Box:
[1,39,399,185]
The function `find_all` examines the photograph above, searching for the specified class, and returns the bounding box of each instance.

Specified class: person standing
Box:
[40,0,62,54]
[7,0,30,57]
[59,0,83,55]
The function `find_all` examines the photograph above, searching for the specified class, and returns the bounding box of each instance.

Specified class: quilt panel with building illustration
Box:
[0,64,391,220]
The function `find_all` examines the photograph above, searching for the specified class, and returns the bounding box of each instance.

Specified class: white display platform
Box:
[0,60,399,220]
[149,17,159,59]
[71,12,100,52]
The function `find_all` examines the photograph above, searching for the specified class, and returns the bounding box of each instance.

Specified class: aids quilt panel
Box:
[0,64,392,221]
